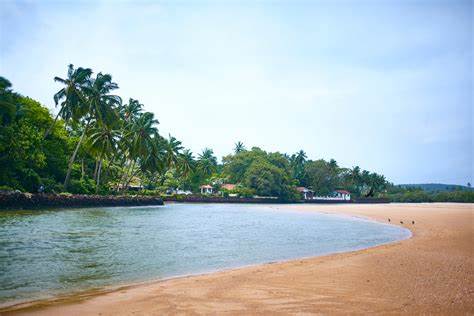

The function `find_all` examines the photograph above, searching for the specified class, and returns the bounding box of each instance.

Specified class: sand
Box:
[2,203,473,315]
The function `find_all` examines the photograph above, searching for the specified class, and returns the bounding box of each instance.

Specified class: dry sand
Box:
[2,203,473,315]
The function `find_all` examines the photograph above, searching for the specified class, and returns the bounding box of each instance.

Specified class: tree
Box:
[197,148,217,178]
[87,123,121,192]
[61,71,121,190]
[234,141,246,154]
[290,150,307,185]
[0,77,17,126]
[179,149,195,179]
[121,111,160,189]
[164,135,183,168]
[304,159,338,196]
[48,64,92,138]
[0,83,69,192]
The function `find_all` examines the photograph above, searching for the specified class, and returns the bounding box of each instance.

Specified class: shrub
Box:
[68,178,96,195]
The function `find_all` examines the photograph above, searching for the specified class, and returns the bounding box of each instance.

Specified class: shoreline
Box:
[0,206,411,311]
[2,203,473,314]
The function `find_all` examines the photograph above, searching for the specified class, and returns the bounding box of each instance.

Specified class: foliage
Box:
[223,147,297,200]
[386,188,474,203]
[2,70,467,203]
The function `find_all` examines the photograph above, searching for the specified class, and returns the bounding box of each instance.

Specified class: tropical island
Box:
[1,69,472,207]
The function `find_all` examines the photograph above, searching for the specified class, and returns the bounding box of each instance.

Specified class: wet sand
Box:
[3,203,473,315]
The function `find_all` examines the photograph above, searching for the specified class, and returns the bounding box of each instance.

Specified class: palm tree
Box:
[198,148,217,177]
[87,123,121,193]
[164,135,183,168]
[328,159,338,169]
[295,150,307,165]
[234,141,245,154]
[120,111,159,189]
[120,98,143,123]
[62,71,121,190]
[178,149,195,178]
[47,64,92,137]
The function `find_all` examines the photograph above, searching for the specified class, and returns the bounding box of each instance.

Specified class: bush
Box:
[68,178,96,195]
[0,185,15,192]
[233,186,255,198]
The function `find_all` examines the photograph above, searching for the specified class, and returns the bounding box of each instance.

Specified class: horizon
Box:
[1,0,472,185]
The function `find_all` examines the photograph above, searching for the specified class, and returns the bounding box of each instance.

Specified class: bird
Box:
[388,218,391,222]
[400,221,404,224]
[412,220,415,225]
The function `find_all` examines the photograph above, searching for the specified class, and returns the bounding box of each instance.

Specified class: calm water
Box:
[0,203,410,305]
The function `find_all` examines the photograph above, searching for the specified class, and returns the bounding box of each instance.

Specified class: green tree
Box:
[234,141,246,154]
[48,64,92,137]
[197,148,217,178]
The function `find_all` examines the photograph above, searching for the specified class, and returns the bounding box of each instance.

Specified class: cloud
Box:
[0,0,472,184]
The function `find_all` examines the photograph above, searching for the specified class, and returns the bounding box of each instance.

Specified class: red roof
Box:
[200,184,213,189]
[221,184,236,190]
[335,190,350,194]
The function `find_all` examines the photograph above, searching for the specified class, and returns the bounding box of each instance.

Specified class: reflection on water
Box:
[0,204,410,305]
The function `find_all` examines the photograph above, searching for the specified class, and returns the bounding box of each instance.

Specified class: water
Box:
[0,203,410,305]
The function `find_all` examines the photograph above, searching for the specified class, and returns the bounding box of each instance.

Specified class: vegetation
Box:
[384,185,474,203]
[1,67,472,203]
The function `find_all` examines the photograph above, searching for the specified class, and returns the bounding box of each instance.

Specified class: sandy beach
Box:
[3,203,473,315]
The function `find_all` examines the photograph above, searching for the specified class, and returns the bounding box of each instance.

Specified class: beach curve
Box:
[2,203,473,315]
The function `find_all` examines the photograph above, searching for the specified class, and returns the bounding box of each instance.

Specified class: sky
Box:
[0,0,472,185]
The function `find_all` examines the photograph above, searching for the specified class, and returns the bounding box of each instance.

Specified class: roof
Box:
[335,190,350,194]
[221,184,236,190]
[200,184,213,189]
[296,187,313,192]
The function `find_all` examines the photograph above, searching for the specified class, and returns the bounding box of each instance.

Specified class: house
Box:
[221,184,236,191]
[334,190,351,200]
[296,187,314,200]
[200,184,214,195]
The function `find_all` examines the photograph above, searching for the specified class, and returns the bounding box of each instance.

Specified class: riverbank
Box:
[0,192,163,209]
[3,203,473,315]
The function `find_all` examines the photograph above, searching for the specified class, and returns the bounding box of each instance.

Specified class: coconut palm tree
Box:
[120,98,143,123]
[87,123,121,192]
[197,148,217,177]
[164,135,183,168]
[62,71,121,190]
[178,149,195,178]
[47,64,92,137]
[295,150,307,165]
[234,141,245,154]
[120,111,159,189]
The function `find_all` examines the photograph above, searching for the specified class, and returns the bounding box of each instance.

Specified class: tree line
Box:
[1,65,472,202]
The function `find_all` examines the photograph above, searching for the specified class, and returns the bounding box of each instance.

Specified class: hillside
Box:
[398,183,472,192]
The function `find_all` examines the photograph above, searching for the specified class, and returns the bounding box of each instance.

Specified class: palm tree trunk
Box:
[81,159,85,180]
[96,159,103,194]
[122,160,136,191]
[63,119,90,190]
[93,159,99,181]
[44,109,62,138]
[116,159,130,192]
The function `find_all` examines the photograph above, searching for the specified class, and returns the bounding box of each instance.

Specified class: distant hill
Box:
[398,183,473,192]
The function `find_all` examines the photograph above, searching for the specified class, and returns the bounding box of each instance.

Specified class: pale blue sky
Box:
[0,0,472,185]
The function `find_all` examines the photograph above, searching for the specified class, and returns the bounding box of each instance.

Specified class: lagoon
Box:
[0,203,410,306]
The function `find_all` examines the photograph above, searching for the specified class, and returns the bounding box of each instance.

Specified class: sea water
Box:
[0,203,410,305]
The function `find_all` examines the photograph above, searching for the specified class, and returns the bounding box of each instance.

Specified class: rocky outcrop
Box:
[0,192,164,210]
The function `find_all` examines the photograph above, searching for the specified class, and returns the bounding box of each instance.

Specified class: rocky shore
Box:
[0,192,164,210]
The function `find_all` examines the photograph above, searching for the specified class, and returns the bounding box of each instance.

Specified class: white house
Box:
[334,190,351,200]
[296,187,314,200]
[200,184,213,195]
